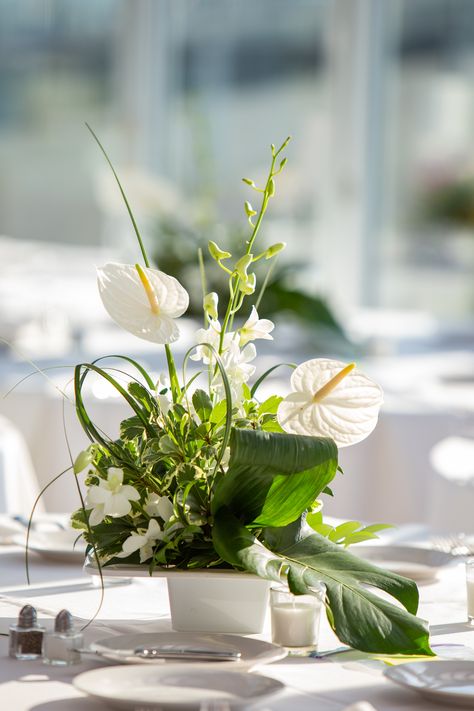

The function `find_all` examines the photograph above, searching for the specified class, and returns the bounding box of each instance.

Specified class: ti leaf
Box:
[211,428,338,527]
[212,507,433,656]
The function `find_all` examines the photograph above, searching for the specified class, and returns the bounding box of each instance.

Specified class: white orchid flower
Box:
[85,467,140,526]
[239,306,274,347]
[97,262,189,344]
[203,291,219,321]
[191,321,234,364]
[144,493,174,521]
[117,518,164,563]
[212,341,257,403]
[277,358,383,447]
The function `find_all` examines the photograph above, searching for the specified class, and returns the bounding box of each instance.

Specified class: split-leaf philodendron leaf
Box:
[212,428,433,656]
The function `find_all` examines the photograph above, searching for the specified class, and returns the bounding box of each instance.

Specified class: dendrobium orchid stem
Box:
[219,137,291,349]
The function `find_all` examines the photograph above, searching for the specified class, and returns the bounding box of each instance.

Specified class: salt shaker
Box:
[9,604,45,660]
[43,609,83,666]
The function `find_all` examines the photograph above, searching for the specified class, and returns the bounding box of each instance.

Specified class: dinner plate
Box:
[74,664,285,710]
[384,660,474,707]
[353,544,453,583]
[90,632,287,668]
[13,529,87,563]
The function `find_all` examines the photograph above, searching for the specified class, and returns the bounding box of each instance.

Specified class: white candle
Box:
[271,601,321,648]
[467,576,474,623]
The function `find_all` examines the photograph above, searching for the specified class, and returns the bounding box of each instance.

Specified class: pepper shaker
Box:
[9,604,45,660]
[43,609,83,666]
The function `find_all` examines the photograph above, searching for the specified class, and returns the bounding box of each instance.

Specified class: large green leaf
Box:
[211,428,338,527]
[212,507,433,656]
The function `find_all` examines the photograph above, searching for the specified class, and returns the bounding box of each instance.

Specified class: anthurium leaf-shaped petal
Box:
[212,507,433,656]
[211,428,337,527]
[97,263,189,344]
[277,358,383,447]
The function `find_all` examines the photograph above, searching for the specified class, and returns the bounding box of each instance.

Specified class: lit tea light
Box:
[467,559,474,625]
[270,584,325,650]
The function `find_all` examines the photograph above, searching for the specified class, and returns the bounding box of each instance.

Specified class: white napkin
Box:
[343,703,378,711]
[0,516,24,542]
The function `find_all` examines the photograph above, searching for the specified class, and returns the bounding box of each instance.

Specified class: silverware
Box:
[431,535,474,557]
[81,644,241,662]
[135,644,241,661]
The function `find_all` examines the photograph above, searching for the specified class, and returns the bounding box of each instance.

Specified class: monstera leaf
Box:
[212,508,432,655]
[211,428,433,656]
[212,428,338,527]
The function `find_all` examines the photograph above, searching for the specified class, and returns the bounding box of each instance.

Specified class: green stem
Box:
[165,344,181,402]
[85,123,150,268]
[87,123,183,401]
[216,138,290,354]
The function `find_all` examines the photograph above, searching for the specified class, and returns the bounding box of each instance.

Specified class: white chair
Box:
[429,436,474,533]
[0,415,43,515]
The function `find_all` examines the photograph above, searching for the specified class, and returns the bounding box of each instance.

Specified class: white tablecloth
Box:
[1,522,474,710]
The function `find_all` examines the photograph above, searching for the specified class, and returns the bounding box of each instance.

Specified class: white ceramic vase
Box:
[166,569,271,634]
[84,559,271,634]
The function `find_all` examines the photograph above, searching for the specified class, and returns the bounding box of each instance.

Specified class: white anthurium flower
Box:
[85,467,140,526]
[97,262,189,344]
[277,358,383,447]
[117,518,164,563]
[239,306,274,347]
[144,493,174,521]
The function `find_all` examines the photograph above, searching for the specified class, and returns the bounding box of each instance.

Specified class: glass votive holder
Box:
[270,583,325,653]
[466,559,474,625]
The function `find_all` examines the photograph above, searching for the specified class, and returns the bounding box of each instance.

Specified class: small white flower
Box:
[144,493,174,521]
[154,373,171,415]
[277,358,383,447]
[239,306,274,347]
[212,341,256,403]
[117,518,164,563]
[203,292,219,321]
[85,467,140,526]
[97,262,189,344]
[191,321,234,364]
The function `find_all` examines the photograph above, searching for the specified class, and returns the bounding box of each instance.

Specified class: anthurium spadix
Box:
[277,358,383,447]
[97,262,189,344]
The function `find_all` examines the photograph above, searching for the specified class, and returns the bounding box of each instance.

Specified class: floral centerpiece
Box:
[71,130,432,656]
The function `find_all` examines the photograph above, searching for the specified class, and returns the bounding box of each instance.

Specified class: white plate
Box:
[13,530,87,563]
[384,660,474,707]
[353,544,453,583]
[90,632,287,669]
[74,664,285,710]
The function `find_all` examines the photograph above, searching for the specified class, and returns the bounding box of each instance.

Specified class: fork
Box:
[431,534,474,556]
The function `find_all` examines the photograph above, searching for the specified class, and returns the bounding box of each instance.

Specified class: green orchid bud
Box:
[203,291,218,320]
[239,272,256,295]
[73,447,94,475]
[235,254,253,280]
[208,240,231,261]
[244,201,256,218]
[267,178,275,197]
[279,157,288,170]
[265,242,286,259]
[242,178,255,187]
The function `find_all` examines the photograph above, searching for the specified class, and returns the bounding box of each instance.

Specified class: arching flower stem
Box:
[87,123,181,403]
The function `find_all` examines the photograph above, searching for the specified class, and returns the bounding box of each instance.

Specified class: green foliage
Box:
[306,512,393,547]
[212,508,432,656]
